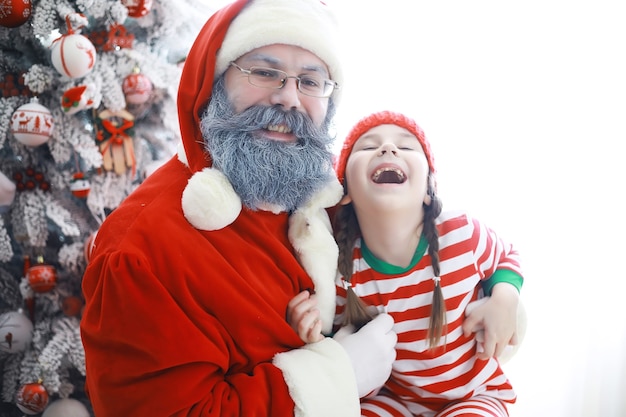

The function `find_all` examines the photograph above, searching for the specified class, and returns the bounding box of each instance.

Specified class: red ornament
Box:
[70,172,90,198]
[62,296,83,317]
[10,98,54,147]
[16,381,49,415]
[27,263,57,293]
[0,0,32,28]
[123,71,152,105]
[122,0,153,18]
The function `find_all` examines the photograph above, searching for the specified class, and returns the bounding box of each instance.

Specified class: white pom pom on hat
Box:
[182,168,242,231]
[215,0,344,104]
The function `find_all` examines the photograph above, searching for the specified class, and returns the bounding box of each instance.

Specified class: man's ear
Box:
[339,194,352,205]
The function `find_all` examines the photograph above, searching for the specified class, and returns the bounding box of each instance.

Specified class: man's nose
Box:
[270,77,301,110]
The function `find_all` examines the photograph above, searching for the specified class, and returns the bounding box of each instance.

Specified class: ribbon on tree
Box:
[96,110,136,176]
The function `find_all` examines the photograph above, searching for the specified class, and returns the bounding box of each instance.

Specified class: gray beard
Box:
[200,77,336,212]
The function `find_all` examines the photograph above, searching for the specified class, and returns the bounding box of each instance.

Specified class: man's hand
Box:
[463,283,520,360]
[287,290,324,344]
[333,313,397,397]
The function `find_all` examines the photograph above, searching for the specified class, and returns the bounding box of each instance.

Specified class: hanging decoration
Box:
[0,309,33,353]
[10,97,54,147]
[95,109,136,176]
[50,14,96,79]
[16,380,49,415]
[0,0,32,28]
[69,171,91,198]
[122,0,153,18]
[123,67,153,105]
[27,256,57,293]
[61,84,95,115]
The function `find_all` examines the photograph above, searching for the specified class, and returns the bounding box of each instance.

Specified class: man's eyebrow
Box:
[243,53,279,66]
[301,64,329,77]
[241,53,329,77]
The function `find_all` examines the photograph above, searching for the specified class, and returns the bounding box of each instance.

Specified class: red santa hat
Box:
[177,0,343,175]
[335,111,436,185]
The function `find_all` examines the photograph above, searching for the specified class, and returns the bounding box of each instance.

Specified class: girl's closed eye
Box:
[354,141,378,151]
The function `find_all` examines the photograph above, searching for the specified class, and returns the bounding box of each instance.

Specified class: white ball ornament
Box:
[42,398,90,417]
[10,98,54,147]
[0,309,34,353]
[50,33,96,79]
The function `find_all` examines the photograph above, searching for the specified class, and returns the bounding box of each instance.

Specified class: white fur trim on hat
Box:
[182,168,242,230]
[215,0,343,104]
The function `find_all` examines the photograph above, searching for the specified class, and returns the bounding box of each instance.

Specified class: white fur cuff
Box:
[273,338,360,417]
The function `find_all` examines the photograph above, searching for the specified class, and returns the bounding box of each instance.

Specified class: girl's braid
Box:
[424,174,445,348]
[334,203,375,329]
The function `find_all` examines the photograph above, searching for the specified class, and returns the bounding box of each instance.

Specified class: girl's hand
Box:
[463,283,520,359]
[287,290,324,343]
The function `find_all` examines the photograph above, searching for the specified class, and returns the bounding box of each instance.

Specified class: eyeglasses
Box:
[229,62,339,98]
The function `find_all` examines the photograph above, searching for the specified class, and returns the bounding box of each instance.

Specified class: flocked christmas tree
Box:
[0,0,213,415]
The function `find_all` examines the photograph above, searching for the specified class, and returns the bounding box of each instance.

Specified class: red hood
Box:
[177,0,249,174]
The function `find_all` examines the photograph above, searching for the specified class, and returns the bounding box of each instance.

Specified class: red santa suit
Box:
[80,0,359,416]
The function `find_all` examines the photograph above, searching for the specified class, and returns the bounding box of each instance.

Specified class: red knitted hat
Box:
[335,111,436,185]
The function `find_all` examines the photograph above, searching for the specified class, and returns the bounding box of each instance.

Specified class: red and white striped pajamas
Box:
[335,211,524,417]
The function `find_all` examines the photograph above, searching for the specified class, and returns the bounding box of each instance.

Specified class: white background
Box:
[200,1,626,415]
